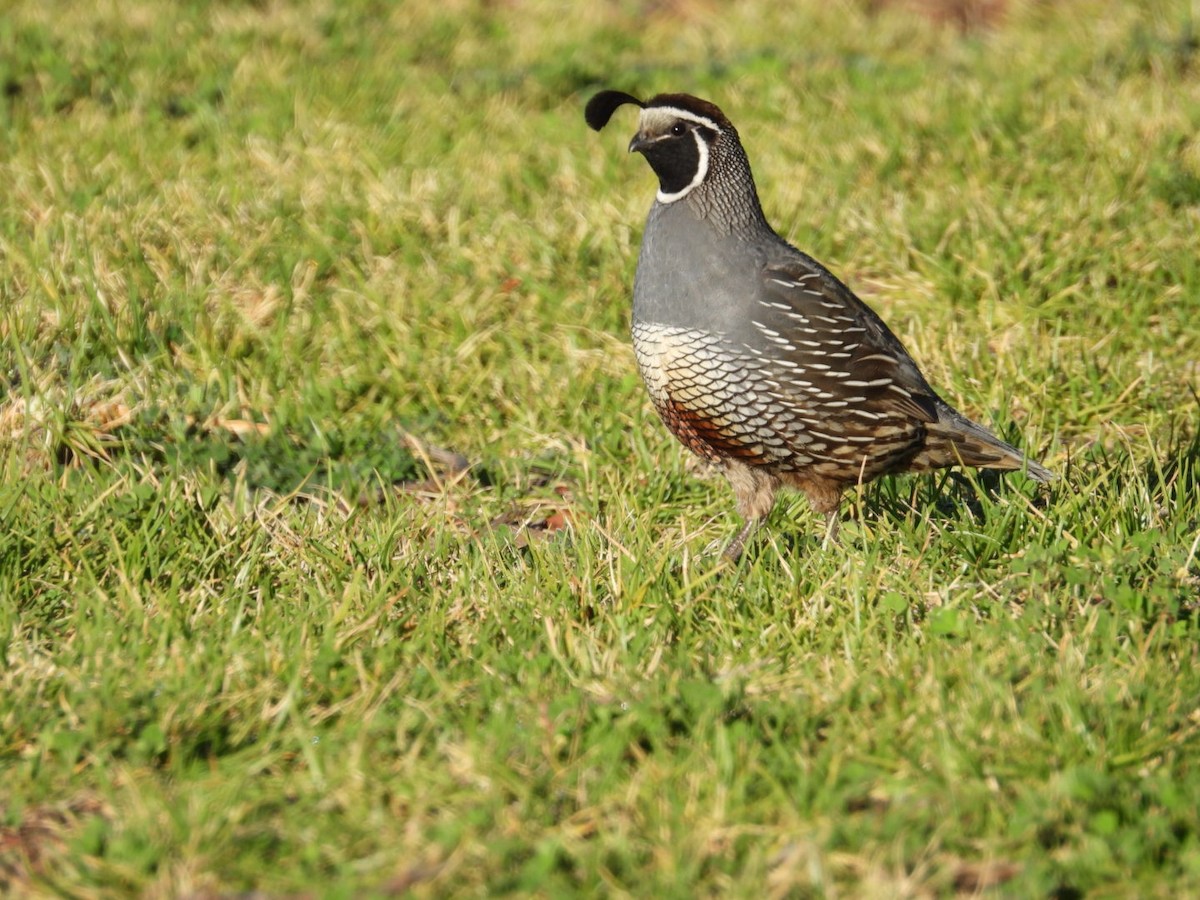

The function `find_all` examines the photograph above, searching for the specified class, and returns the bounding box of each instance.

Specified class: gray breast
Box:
[632,200,766,334]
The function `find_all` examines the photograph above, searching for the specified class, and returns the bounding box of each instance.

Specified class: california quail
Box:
[585,90,1053,561]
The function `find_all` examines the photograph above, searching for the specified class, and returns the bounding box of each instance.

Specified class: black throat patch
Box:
[641,129,713,197]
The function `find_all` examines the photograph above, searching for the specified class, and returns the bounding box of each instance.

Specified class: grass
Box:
[2,0,1199,895]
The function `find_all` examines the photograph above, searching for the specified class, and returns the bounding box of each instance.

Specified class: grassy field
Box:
[3,0,1200,895]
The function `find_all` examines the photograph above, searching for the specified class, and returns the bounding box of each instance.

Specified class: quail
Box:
[585,90,1053,561]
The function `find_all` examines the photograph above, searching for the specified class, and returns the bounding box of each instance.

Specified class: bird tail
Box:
[914,403,1054,483]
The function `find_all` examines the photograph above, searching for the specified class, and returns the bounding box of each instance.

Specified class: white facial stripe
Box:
[656,129,709,204]
[638,106,724,135]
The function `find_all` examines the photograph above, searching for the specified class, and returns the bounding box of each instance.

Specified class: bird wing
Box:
[749,255,941,426]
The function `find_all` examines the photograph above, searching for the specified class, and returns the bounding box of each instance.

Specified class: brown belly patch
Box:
[652,395,767,463]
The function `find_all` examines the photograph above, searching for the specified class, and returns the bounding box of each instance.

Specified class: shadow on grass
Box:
[57,407,581,547]
[116,413,428,504]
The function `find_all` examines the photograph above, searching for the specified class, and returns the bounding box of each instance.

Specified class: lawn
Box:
[2,0,1199,895]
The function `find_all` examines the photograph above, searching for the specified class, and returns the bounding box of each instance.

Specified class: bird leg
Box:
[724,517,758,562]
[822,510,841,548]
[781,471,845,551]
[722,462,779,563]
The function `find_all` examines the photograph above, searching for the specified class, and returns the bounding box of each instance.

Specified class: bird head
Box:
[585,90,737,204]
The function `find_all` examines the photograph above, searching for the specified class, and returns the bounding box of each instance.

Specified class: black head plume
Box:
[585,90,644,131]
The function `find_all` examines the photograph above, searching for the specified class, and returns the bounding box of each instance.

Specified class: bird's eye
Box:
[670,123,687,136]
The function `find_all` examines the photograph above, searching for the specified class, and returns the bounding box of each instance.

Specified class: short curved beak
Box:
[628,132,652,154]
